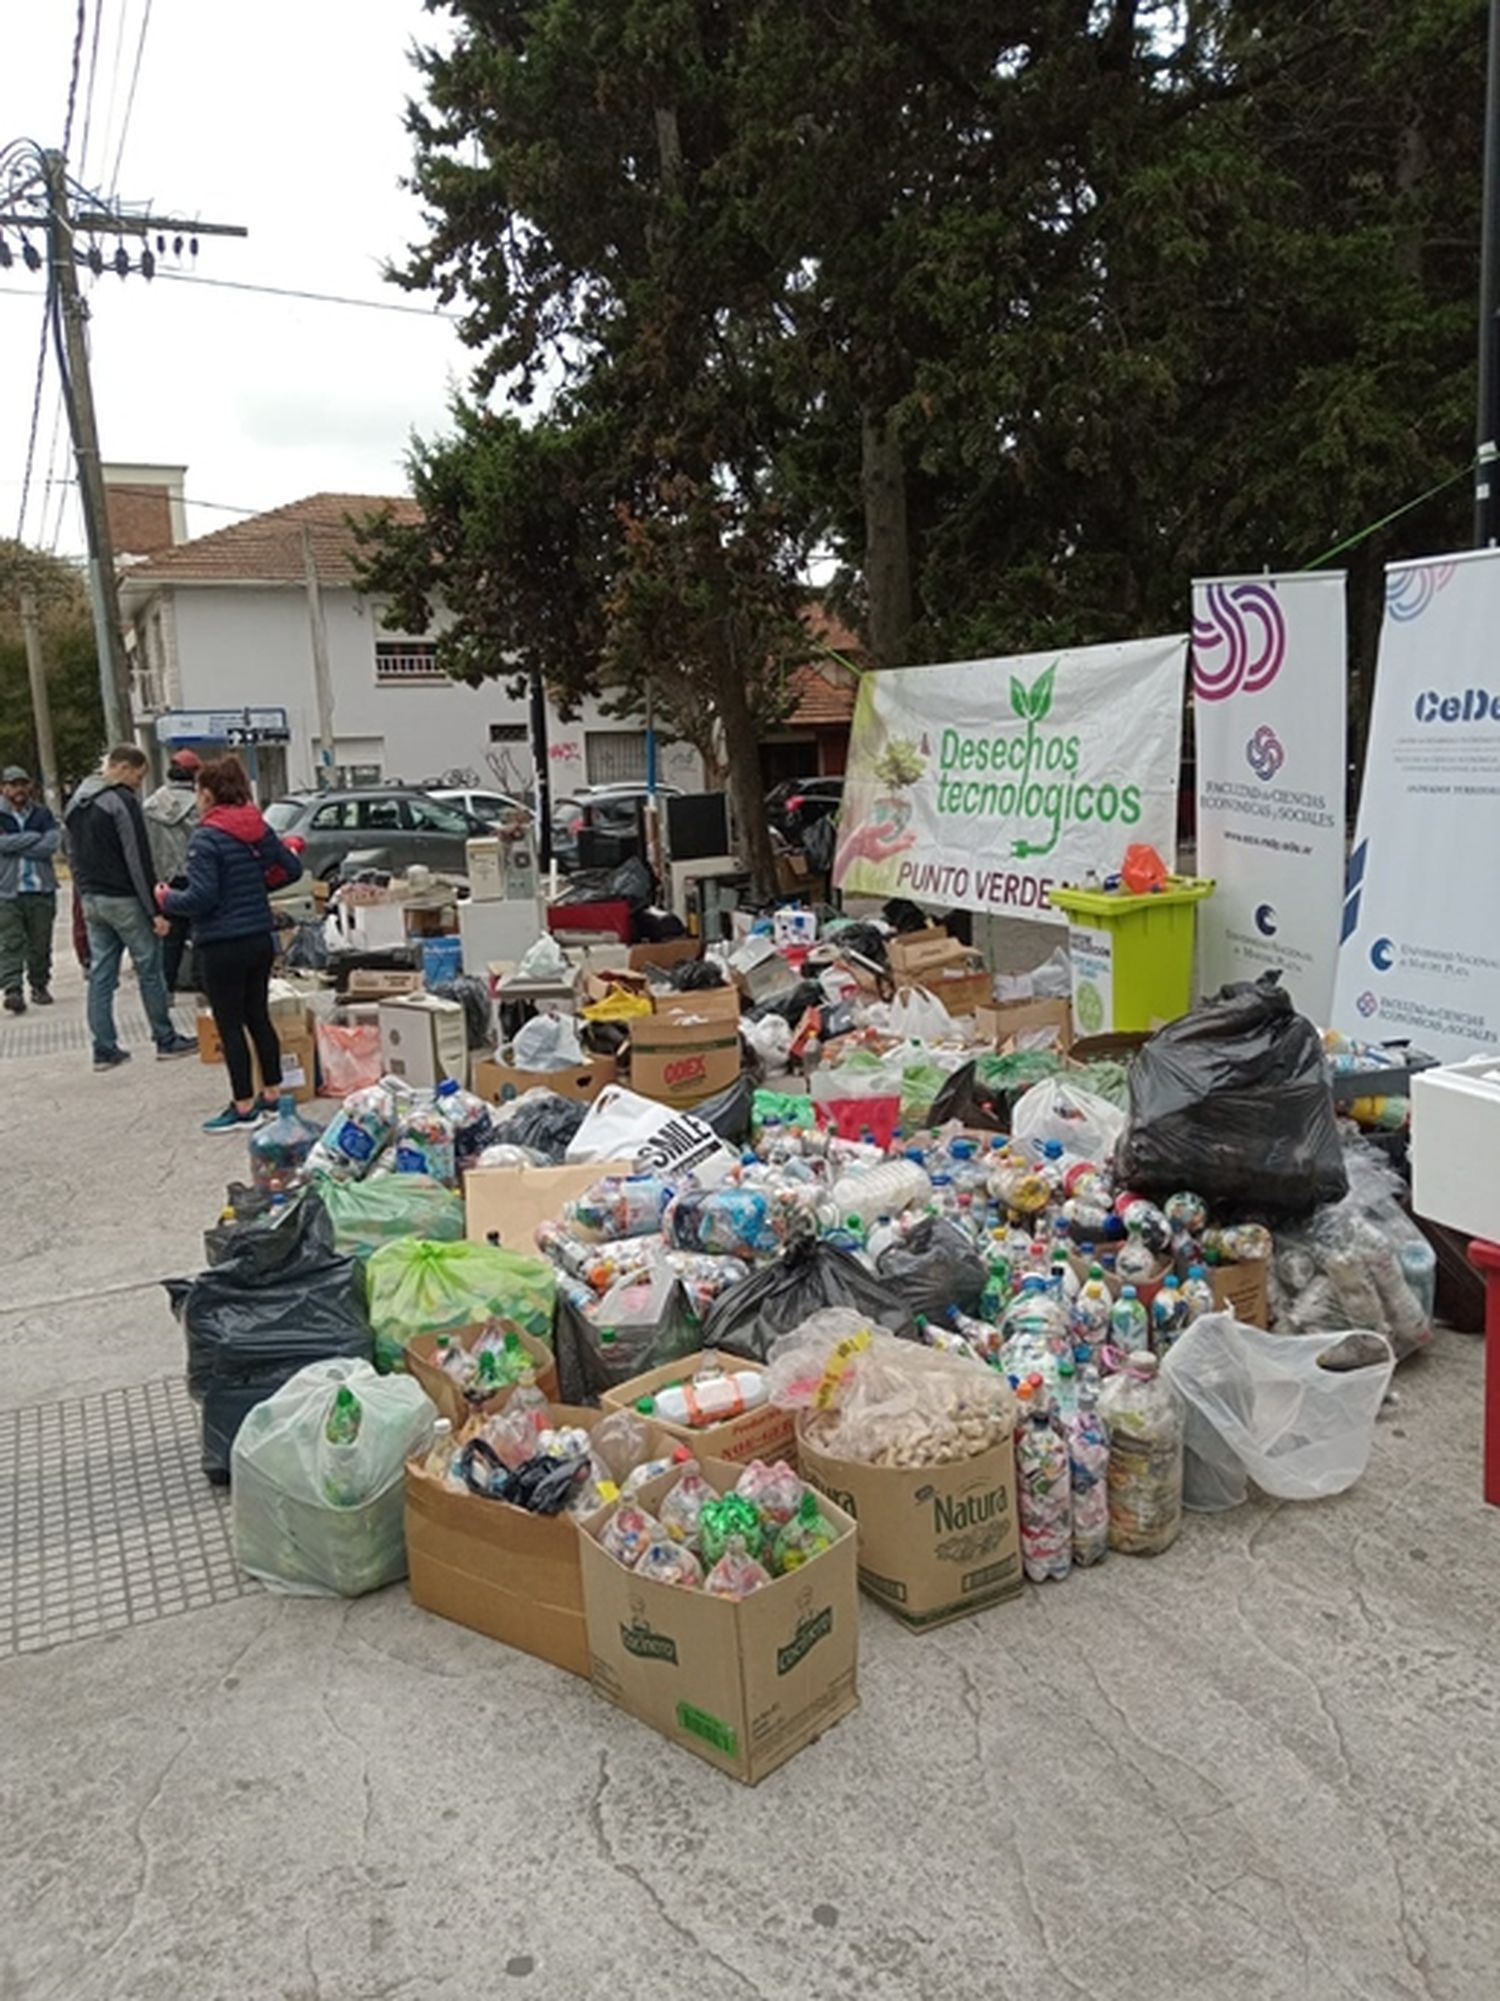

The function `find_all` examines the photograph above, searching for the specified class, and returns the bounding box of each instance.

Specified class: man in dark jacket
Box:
[65,745,197,1071]
[0,766,60,1012]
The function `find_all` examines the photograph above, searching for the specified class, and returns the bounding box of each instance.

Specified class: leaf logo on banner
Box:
[1009,661,1057,722]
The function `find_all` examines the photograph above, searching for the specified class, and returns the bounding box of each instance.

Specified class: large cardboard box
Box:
[378,994,468,1087]
[464,1159,633,1249]
[628,938,703,973]
[406,1323,559,1427]
[900,968,993,1018]
[599,1352,795,1467]
[888,926,974,979]
[798,1430,1021,1631]
[346,968,422,999]
[632,1016,744,1112]
[976,998,1074,1052]
[650,983,741,1025]
[471,1054,615,1108]
[1209,1259,1270,1330]
[580,1462,859,1783]
[405,1404,598,1676]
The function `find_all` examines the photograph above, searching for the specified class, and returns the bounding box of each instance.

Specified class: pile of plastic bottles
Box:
[417,1392,697,1519]
[429,1320,540,1405]
[596,1454,838,1598]
[308,1075,494,1188]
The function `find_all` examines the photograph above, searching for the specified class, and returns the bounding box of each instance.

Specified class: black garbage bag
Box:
[609,856,655,909]
[877,1217,988,1321]
[827,920,889,968]
[690,1074,754,1144]
[636,905,687,942]
[581,1017,630,1059]
[883,898,931,934]
[746,979,825,1026]
[702,1239,917,1361]
[429,972,497,1049]
[803,814,836,875]
[670,958,729,990]
[165,1194,371,1482]
[489,1090,588,1163]
[1116,973,1347,1212]
[929,1060,1010,1134]
[553,1275,701,1405]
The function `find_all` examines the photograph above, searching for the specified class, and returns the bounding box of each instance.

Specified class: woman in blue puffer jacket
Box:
[158,754,303,1131]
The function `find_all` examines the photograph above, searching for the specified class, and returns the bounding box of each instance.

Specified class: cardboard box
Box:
[405,1403,601,1677]
[1412,1057,1500,1241]
[888,926,974,978]
[729,936,800,1005]
[406,1323,559,1427]
[580,1462,859,1782]
[650,984,741,1026]
[266,980,311,1024]
[471,1053,615,1108]
[628,938,703,973]
[378,994,468,1087]
[464,1159,633,1249]
[1209,1259,1270,1329]
[583,968,653,1007]
[900,968,994,1018]
[798,1430,1021,1631]
[599,1352,795,1466]
[629,1012,741,1107]
[346,968,423,999]
[194,1012,316,1103]
[466,837,505,902]
[976,998,1074,1052]
[404,900,460,940]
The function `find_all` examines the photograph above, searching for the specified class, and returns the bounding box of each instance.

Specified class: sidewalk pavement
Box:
[3,896,1500,2001]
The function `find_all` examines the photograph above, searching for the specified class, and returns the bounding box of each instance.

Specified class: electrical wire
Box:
[108,0,153,194]
[14,286,52,541]
[61,0,89,161]
[149,267,463,320]
[76,0,106,178]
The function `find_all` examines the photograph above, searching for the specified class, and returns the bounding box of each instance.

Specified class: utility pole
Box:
[18,588,61,818]
[300,524,336,790]
[1477,0,1500,545]
[0,140,246,740]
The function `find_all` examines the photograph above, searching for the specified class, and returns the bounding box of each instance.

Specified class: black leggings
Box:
[199,932,280,1103]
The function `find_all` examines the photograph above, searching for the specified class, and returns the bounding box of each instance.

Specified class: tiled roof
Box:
[125,492,420,587]
[787,661,857,726]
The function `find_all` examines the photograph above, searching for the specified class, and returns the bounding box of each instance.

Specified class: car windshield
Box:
[263,800,305,831]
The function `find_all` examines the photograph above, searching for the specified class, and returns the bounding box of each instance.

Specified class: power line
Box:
[108,0,153,194]
[61,1,88,161]
[150,267,462,320]
[14,288,52,540]
[77,0,106,181]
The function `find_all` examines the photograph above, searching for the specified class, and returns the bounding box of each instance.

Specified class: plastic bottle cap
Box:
[436,1079,458,1097]
[1042,1140,1063,1158]
[635,1395,656,1414]
[1121,1285,1138,1298]
[1057,1359,1075,1378]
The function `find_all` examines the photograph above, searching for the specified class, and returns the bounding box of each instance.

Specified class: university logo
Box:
[1245,723,1285,781]
[1192,581,1286,702]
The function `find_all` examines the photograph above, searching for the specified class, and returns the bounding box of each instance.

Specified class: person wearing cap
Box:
[143,750,202,992]
[0,766,60,1013]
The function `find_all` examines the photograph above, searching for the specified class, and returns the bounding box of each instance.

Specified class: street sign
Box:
[156,706,290,743]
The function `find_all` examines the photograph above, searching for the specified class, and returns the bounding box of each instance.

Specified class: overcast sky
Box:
[2,0,469,555]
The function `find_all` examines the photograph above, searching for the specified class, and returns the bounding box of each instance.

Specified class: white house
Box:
[112,482,707,801]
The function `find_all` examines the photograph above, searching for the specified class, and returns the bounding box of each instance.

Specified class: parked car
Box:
[550,783,684,871]
[263,789,498,881]
[766,776,845,843]
[431,786,529,828]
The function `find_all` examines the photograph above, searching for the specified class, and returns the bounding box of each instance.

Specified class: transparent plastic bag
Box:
[1162,1311,1394,1502]
[516,933,569,980]
[230,1358,435,1596]
[512,1011,584,1071]
[315,1019,383,1098]
[1011,1078,1125,1163]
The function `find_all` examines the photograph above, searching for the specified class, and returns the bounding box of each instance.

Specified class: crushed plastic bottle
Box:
[1108,1284,1149,1358]
[565,1173,674,1241]
[1180,1262,1216,1325]
[1016,1383,1071,1582]
[1150,1275,1188,1354]
[392,1094,456,1184]
[1099,1353,1182,1556]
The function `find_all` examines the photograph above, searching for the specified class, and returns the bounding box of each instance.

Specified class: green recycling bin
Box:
[1050,876,1214,1037]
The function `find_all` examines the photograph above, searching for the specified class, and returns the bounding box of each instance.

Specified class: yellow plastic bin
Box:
[1050,876,1214,1037]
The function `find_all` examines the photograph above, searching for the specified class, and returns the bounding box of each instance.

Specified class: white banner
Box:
[833,636,1185,920]
[1332,549,1500,1060]
[1191,570,1346,1018]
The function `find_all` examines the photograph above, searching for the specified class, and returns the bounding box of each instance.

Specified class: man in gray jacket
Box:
[0,766,60,1013]
[143,749,201,992]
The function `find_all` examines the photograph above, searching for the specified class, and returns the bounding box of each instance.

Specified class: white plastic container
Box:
[641,1371,768,1428]
[830,1160,933,1230]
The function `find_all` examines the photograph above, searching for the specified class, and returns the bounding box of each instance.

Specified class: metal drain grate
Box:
[0,1378,254,1658]
[0,1005,195,1061]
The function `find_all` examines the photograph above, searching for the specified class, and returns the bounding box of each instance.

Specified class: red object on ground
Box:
[546,899,633,944]
[1466,1239,1500,1507]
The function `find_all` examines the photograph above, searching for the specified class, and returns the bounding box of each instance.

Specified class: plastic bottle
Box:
[1181,1263,1216,1325]
[990,1157,1052,1217]
[1016,1389,1072,1582]
[323,1382,363,1506]
[433,1077,497,1172]
[1150,1275,1188,1354]
[830,1158,932,1228]
[1068,1392,1110,1568]
[928,1173,959,1223]
[1115,1222,1158,1286]
[392,1094,457,1184]
[566,1174,673,1241]
[946,1303,1002,1365]
[422,1416,456,1483]
[866,1214,901,1262]
[980,1253,1012,1323]
[1049,1254,1080,1304]
[1099,1353,1183,1555]
[433,1332,471,1382]
[637,1371,768,1428]
[1108,1284,1149,1357]
[248,1093,320,1193]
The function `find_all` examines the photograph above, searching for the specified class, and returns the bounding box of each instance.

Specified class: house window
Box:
[489,723,527,744]
[375,640,445,684]
[586,729,648,786]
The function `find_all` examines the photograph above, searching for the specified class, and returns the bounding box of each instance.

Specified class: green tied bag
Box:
[365,1238,556,1374]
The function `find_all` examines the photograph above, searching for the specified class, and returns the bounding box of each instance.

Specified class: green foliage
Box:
[0,542,104,785]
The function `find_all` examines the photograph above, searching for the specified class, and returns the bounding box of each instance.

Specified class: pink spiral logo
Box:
[1192,581,1287,702]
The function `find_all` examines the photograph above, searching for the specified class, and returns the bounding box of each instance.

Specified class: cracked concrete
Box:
[4,902,1500,1999]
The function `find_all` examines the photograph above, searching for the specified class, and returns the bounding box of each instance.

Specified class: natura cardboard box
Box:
[471,1053,615,1107]
[404,1403,601,1677]
[464,1160,633,1249]
[580,1462,859,1783]
[798,1430,1021,1630]
[405,1323,559,1427]
[599,1352,795,1467]
[377,994,468,1087]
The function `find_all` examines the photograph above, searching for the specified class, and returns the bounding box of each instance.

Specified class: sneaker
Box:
[30,987,53,1005]
[156,1033,198,1060]
[202,1103,264,1133]
[93,1048,132,1072]
[3,991,24,1015]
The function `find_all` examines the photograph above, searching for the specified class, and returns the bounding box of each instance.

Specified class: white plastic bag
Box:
[1161,1312,1394,1504]
[230,1359,436,1596]
[566,1084,736,1186]
[511,1011,585,1071]
[888,985,955,1041]
[516,932,569,980]
[1012,1077,1125,1163]
[743,1013,793,1068]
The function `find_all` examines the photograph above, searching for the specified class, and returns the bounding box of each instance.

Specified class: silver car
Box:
[263,789,498,881]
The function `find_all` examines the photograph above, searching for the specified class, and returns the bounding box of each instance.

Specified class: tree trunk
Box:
[861,406,913,667]
[711,616,778,896]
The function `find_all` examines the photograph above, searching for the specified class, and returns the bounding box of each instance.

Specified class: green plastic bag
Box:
[752,1088,814,1133]
[312,1172,465,1262]
[365,1238,556,1374]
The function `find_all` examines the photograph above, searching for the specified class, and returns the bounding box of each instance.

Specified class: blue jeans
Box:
[82,893,177,1059]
